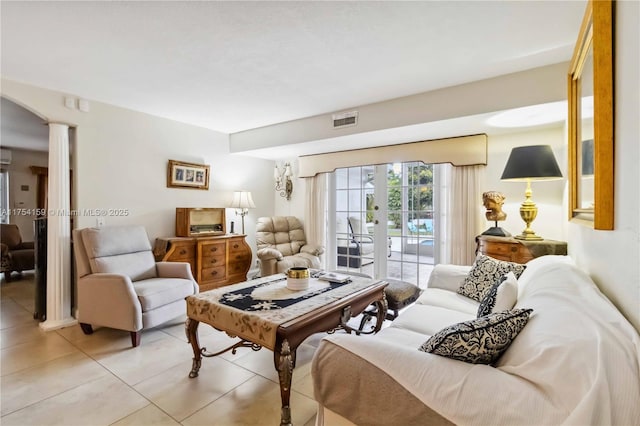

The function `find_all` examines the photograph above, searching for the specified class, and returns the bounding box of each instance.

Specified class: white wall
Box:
[4,148,48,240]
[567,1,640,332]
[1,80,275,269]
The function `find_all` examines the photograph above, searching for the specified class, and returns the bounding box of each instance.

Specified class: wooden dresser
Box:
[475,235,567,264]
[154,235,251,291]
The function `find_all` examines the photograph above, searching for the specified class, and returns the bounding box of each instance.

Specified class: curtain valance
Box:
[298,134,487,178]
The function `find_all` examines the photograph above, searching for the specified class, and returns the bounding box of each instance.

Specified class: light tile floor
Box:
[1,272,364,426]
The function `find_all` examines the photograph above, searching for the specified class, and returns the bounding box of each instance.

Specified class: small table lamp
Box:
[229,190,256,234]
[500,145,562,240]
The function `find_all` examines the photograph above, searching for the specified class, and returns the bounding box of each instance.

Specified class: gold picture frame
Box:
[568,0,614,229]
[167,160,210,190]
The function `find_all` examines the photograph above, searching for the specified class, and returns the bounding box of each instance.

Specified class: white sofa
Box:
[312,255,640,425]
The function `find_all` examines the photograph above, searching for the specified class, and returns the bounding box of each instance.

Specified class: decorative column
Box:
[40,122,77,331]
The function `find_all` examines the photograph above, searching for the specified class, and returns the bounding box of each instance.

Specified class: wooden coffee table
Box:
[185,273,388,426]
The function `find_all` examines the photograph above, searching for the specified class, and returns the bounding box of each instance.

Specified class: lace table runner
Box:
[186,273,378,350]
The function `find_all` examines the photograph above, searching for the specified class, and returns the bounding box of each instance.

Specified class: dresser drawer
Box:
[228,239,247,254]
[200,254,225,268]
[228,260,249,275]
[475,234,564,264]
[200,242,226,257]
[200,266,226,283]
[168,243,195,261]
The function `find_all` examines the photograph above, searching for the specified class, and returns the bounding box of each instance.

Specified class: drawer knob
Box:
[211,259,217,264]
[233,244,239,249]
[179,250,187,255]
[211,271,218,276]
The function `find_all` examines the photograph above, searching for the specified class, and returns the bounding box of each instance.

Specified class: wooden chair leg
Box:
[130,331,141,347]
[79,323,93,335]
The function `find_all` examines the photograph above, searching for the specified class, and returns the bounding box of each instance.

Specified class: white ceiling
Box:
[1,1,586,154]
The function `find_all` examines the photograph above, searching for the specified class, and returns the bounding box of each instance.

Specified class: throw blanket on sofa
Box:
[317,256,640,425]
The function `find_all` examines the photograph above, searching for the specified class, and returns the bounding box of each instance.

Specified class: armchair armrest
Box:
[352,235,374,247]
[0,243,8,257]
[77,273,142,331]
[426,264,472,292]
[156,261,195,281]
[257,247,283,262]
[301,244,325,256]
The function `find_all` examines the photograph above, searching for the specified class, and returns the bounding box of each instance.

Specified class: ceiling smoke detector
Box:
[332,111,358,128]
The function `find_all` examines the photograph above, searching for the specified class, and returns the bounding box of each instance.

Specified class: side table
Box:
[475,234,567,264]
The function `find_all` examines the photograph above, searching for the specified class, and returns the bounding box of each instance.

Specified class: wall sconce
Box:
[229,190,256,234]
[274,162,293,200]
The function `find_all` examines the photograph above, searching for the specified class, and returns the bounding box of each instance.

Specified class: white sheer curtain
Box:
[304,173,328,269]
[439,164,485,265]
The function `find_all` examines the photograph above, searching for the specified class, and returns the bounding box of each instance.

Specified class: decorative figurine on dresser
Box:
[153,208,252,292]
[481,191,510,237]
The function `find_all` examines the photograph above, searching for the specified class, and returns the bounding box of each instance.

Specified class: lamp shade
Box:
[229,191,256,209]
[500,145,563,181]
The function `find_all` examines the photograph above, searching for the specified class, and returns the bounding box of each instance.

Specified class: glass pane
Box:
[335,168,348,189]
[347,189,363,211]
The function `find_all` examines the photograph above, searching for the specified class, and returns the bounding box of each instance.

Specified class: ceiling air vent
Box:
[332,110,358,129]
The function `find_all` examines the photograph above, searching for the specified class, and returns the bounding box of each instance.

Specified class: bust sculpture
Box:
[483,191,507,221]
[481,191,510,237]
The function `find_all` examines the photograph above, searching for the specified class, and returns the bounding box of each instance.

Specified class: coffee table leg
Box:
[373,292,388,333]
[185,318,202,378]
[274,339,297,426]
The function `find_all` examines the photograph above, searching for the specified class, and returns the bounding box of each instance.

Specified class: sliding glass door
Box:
[330,161,437,288]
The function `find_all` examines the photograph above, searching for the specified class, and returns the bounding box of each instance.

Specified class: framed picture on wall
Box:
[167,160,210,190]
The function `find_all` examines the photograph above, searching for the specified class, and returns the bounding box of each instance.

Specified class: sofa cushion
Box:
[389,304,475,337]
[417,288,479,315]
[133,277,195,311]
[419,308,533,364]
[477,272,518,317]
[458,254,526,302]
[274,253,321,273]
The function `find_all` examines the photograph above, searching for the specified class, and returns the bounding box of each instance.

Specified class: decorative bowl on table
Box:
[286,267,310,290]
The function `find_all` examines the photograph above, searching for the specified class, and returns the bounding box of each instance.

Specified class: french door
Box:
[330,162,437,288]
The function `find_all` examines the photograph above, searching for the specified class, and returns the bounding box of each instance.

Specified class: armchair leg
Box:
[130,331,141,347]
[80,323,94,335]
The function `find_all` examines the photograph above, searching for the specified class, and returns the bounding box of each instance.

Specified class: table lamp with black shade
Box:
[500,145,562,241]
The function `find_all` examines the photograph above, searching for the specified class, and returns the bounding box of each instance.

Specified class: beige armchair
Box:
[73,225,198,347]
[256,216,324,277]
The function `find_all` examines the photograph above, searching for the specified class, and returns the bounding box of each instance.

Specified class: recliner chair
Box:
[73,225,198,347]
[1,223,35,281]
[255,216,324,277]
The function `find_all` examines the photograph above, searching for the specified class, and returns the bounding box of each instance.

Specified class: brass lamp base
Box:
[515,181,543,241]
